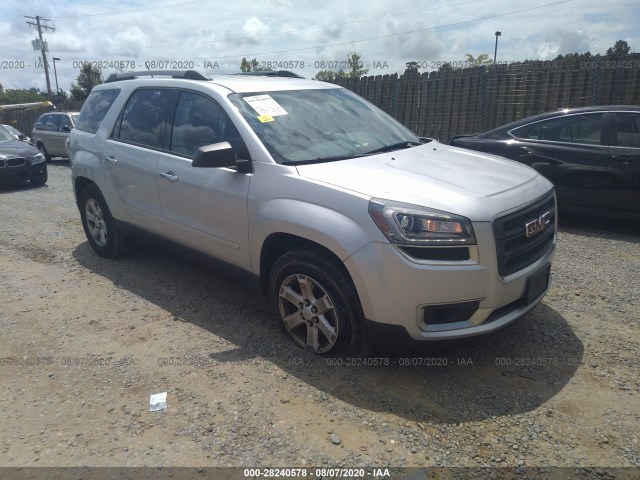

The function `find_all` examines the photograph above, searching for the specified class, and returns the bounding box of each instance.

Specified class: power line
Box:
[208,0,573,60]
[53,0,486,51]
[50,0,216,19]
[53,0,571,57]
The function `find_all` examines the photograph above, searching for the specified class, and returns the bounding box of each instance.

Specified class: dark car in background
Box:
[31,111,79,161]
[0,126,47,186]
[1,124,33,145]
[450,106,640,218]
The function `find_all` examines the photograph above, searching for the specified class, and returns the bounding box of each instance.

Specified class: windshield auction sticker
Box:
[244,94,288,117]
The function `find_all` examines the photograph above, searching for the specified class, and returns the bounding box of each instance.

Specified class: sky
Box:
[1,0,639,92]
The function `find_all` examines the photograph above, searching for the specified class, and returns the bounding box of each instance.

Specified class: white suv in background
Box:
[68,70,557,355]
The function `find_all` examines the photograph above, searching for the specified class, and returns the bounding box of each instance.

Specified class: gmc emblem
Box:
[525,211,551,238]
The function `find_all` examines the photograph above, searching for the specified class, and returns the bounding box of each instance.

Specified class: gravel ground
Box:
[0,163,639,476]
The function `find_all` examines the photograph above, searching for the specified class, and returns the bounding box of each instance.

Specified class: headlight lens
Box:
[369,198,476,246]
[31,153,45,163]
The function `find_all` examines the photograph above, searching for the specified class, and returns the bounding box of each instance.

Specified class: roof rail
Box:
[231,70,305,79]
[105,70,210,83]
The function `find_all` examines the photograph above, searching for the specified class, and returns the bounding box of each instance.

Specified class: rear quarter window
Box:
[75,89,121,134]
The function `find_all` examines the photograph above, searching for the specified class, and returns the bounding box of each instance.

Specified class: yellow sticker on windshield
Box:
[257,115,275,123]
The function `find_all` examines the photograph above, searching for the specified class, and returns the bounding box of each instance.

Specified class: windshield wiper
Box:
[364,141,422,155]
[282,154,364,165]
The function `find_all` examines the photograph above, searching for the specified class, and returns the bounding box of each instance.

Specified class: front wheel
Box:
[37,143,52,162]
[268,247,368,356]
[79,184,131,258]
[30,170,48,186]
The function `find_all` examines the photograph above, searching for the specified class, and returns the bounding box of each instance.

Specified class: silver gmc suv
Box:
[68,70,557,355]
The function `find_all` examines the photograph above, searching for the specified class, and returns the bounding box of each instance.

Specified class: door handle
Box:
[104,156,118,164]
[160,171,178,182]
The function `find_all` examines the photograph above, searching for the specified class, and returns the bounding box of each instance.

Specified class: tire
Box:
[30,170,48,186]
[79,184,131,258]
[37,143,52,162]
[268,247,369,356]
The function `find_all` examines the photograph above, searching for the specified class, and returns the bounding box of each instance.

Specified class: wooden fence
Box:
[2,58,639,144]
[336,58,640,143]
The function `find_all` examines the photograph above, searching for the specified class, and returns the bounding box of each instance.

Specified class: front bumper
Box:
[344,221,556,344]
[0,158,47,184]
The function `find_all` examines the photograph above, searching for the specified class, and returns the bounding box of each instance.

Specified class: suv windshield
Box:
[229,88,419,164]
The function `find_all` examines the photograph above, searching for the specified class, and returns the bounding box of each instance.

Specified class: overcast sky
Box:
[1,0,639,92]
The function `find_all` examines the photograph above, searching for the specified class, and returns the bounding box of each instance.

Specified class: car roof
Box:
[480,105,640,137]
[99,70,340,94]
[209,74,340,93]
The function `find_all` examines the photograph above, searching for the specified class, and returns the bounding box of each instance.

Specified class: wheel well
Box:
[259,233,345,295]
[74,177,94,207]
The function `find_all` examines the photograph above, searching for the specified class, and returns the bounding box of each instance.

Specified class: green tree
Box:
[51,90,69,105]
[438,62,455,72]
[0,87,48,105]
[69,63,103,101]
[240,57,271,72]
[313,70,347,82]
[606,40,631,56]
[404,61,420,75]
[346,51,368,78]
[552,51,602,65]
[465,53,493,67]
[313,50,367,81]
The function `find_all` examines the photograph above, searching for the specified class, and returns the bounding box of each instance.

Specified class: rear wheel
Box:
[268,247,368,356]
[79,184,131,258]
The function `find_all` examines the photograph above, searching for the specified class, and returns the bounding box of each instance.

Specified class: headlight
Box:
[31,153,45,163]
[369,198,476,246]
[0,154,7,160]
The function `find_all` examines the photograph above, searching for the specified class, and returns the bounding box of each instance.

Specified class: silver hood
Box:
[295,142,554,221]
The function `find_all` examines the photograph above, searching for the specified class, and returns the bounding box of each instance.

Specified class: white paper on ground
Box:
[149,392,167,411]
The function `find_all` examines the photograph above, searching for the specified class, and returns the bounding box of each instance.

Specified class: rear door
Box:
[608,111,640,214]
[156,90,252,269]
[509,112,612,211]
[34,113,60,153]
[53,115,73,156]
[102,87,177,233]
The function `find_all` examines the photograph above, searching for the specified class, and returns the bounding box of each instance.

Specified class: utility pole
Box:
[25,15,55,98]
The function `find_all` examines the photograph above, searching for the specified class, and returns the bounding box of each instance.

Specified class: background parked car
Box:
[31,111,79,161]
[1,124,33,145]
[450,106,640,218]
[0,125,47,186]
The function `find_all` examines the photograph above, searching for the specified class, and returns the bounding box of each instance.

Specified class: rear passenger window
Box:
[75,89,120,134]
[41,114,60,132]
[170,91,245,158]
[614,113,640,148]
[514,113,603,145]
[112,89,175,149]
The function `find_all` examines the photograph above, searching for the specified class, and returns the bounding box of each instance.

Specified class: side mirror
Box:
[192,142,237,168]
[61,125,72,132]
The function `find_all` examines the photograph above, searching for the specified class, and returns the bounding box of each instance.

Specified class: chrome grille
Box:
[493,193,556,277]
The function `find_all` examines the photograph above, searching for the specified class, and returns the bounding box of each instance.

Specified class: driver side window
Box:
[170,91,248,158]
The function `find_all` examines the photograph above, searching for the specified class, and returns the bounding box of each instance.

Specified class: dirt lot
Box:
[1,163,639,475]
